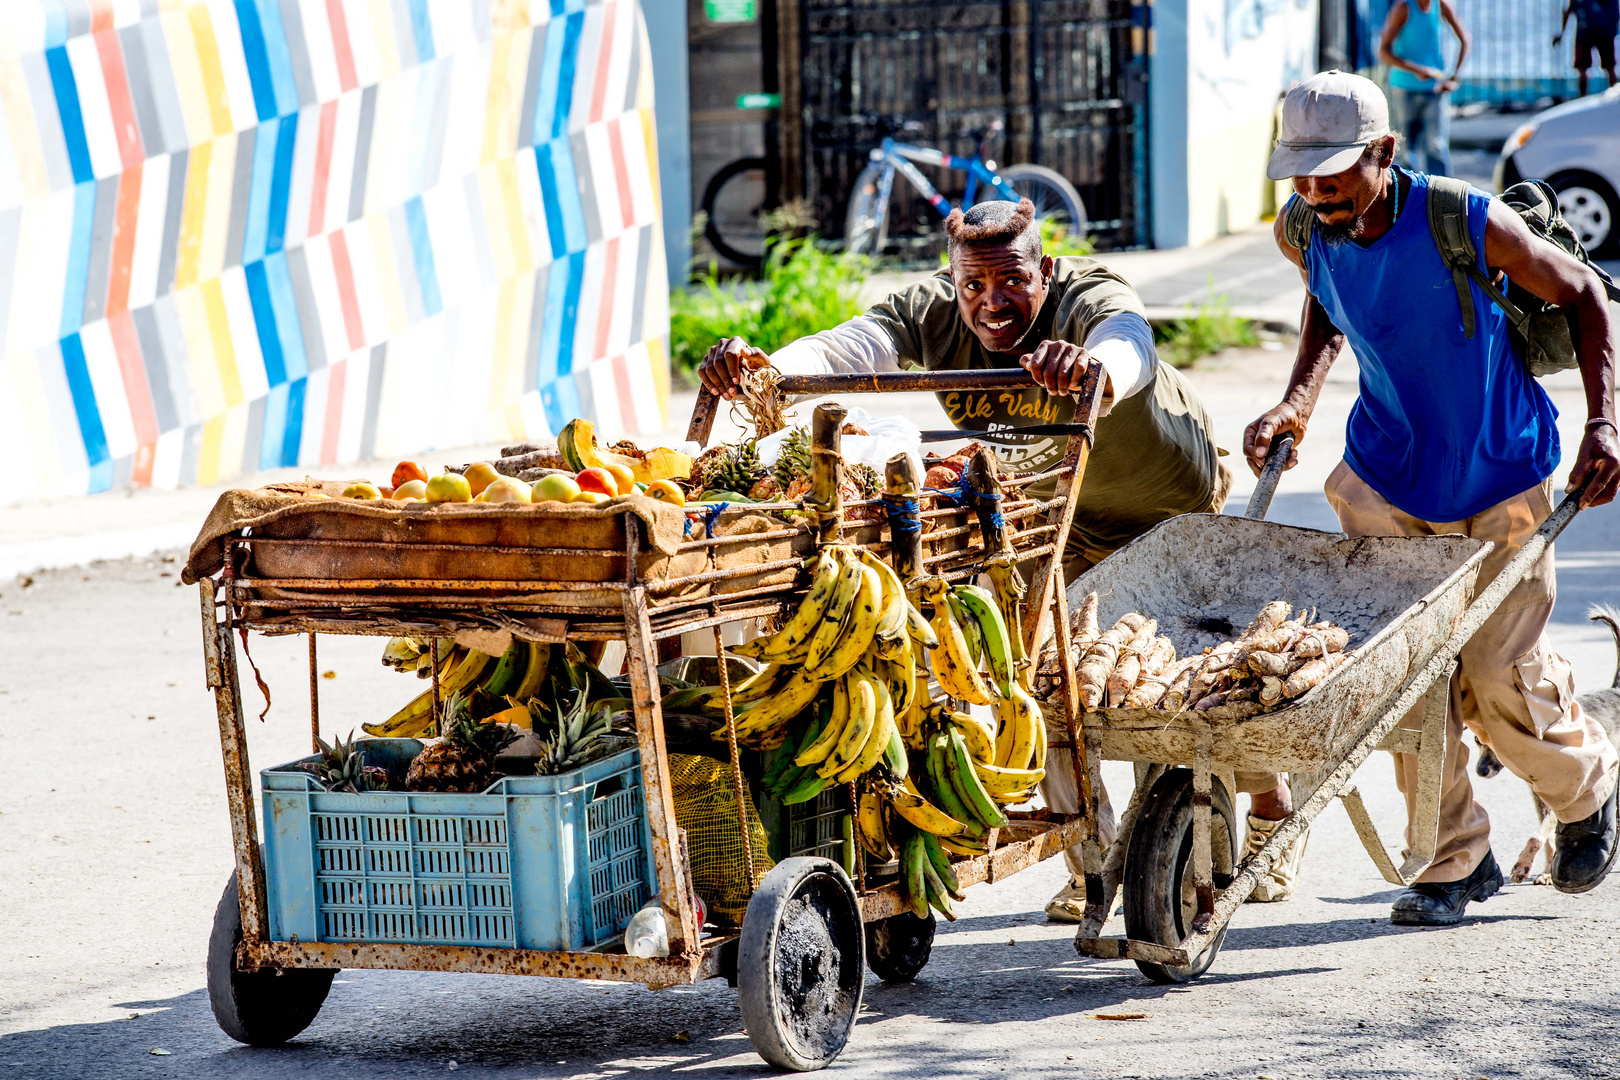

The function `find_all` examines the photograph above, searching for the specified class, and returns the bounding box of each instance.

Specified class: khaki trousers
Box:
[1325,461,1619,882]
[1044,460,1235,879]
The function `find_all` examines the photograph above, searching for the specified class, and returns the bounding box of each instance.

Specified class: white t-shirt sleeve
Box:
[768,316,903,377]
[1083,312,1160,417]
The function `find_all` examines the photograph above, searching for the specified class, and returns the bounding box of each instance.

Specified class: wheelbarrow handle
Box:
[1243,433,1295,521]
[684,367,1047,448]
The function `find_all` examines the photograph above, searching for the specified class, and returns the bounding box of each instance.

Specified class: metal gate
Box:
[791,0,1151,254]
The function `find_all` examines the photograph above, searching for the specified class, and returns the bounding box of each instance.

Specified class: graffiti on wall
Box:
[0,0,668,503]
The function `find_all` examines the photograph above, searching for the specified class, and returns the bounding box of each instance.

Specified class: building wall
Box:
[1153,0,1318,248]
[0,0,669,504]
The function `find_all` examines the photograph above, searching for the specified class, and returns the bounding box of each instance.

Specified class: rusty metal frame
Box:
[206,365,1104,997]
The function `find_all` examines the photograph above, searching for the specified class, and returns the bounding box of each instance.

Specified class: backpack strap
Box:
[1426,174,1529,338]
[1283,194,1316,254]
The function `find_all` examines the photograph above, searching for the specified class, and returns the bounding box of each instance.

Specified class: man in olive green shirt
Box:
[698,200,1309,917]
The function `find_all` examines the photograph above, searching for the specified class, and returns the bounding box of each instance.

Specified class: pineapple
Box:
[848,462,881,499]
[405,692,517,793]
[529,686,618,776]
[772,426,812,489]
[315,730,389,793]
[703,440,765,497]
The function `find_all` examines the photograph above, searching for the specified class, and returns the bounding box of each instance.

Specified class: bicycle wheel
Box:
[844,161,890,257]
[995,163,1088,241]
[702,157,769,269]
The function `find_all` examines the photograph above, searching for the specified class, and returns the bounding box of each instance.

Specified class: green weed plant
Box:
[1155,286,1258,369]
[669,237,867,382]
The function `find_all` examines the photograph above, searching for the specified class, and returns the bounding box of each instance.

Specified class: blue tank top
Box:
[1389,0,1445,91]
[1298,171,1560,523]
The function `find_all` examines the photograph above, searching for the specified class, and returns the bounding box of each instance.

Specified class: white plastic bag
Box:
[756,407,924,484]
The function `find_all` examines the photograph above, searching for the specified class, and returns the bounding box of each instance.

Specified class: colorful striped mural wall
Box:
[0,0,669,503]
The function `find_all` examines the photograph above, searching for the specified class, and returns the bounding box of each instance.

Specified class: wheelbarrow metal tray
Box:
[1072,515,1489,774]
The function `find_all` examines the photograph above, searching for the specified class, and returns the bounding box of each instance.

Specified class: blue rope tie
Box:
[881,494,921,537]
[700,500,731,536]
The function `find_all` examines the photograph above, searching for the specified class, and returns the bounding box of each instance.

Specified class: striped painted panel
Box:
[0,0,668,501]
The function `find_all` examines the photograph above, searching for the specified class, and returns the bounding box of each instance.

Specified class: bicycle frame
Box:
[865,138,1022,240]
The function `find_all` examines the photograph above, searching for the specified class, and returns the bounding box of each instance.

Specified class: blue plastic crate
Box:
[261,741,654,953]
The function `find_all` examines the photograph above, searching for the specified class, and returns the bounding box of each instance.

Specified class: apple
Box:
[342,482,382,499]
[392,460,429,489]
[532,473,582,504]
[573,490,610,504]
[576,467,618,497]
[480,476,532,503]
[464,461,500,497]
[425,472,472,503]
[644,479,686,507]
[603,462,636,496]
[393,479,427,501]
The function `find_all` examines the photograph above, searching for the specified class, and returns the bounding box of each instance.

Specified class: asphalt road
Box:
[3,347,1620,1079]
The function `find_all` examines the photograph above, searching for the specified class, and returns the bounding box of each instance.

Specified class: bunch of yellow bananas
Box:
[365,638,553,737]
[697,547,933,768]
[915,578,1047,783]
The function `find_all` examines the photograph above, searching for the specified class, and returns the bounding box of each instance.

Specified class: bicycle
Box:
[844,120,1087,257]
[700,156,774,270]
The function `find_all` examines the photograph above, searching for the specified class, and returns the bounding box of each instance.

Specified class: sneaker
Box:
[1241,814,1310,902]
[1390,850,1504,925]
[1551,772,1619,894]
[1044,878,1087,923]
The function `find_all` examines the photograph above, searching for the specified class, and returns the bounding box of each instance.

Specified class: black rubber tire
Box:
[1548,169,1620,259]
[864,910,935,982]
[1121,768,1238,984]
[995,163,1088,239]
[737,857,865,1071]
[207,870,336,1045]
[843,161,891,257]
[702,157,769,269]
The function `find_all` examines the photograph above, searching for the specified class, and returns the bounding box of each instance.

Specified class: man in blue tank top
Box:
[1378,0,1469,176]
[1248,71,1620,925]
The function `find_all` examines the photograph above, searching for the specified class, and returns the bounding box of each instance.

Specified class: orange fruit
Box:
[603,462,636,496]
[464,461,500,497]
[644,479,686,507]
[576,467,618,497]
[392,460,429,488]
[393,479,427,500]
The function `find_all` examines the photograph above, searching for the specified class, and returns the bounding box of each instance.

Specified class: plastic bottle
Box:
[624,894,706,958]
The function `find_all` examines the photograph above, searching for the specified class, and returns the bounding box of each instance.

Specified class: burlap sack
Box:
[183,479,705,609]
[707,510,814,595]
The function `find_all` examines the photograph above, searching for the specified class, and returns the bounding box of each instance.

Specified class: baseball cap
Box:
[1266,70,1391,181]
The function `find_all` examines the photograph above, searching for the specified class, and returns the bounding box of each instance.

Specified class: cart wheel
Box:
[207,870,336,1045]
[737,857,865,1071]
[1121,768,1238,984]
[864,910,935,982]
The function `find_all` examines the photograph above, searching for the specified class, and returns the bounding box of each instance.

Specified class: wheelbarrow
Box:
[1065,435,1590,982]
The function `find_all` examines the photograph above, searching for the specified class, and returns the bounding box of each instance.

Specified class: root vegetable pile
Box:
[1038,596,1353,714]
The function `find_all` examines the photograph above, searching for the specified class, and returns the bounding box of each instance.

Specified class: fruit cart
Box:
[1067,436,1591,983]
[194,366,1110,1071]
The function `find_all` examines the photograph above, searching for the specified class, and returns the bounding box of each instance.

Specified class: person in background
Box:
[1555,0,1619,97]
[1378,0,1469,177]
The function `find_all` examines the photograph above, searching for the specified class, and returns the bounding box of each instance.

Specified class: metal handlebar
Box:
[1243,433,1295,521]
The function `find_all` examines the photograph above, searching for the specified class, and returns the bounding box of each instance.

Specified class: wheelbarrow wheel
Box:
[1122,768,1238,984]
[737,857,865,1071]
[864,910,935,982]
[207,869,336,1045]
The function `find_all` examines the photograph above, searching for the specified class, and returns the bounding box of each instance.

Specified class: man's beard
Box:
[1314,200,1366,246]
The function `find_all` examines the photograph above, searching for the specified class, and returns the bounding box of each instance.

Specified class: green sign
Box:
[736,93,781,110]
[705,0,756,22]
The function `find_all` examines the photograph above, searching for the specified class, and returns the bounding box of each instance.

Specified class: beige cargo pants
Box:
[1325,461,1618,882]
